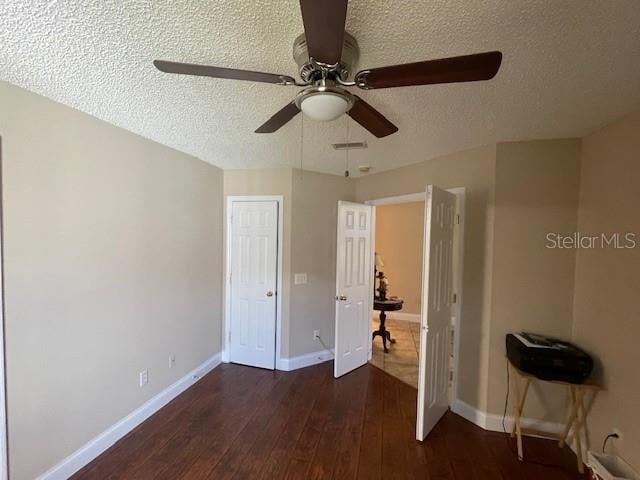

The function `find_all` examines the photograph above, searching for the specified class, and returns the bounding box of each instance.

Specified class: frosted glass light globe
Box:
[300,92,350,121]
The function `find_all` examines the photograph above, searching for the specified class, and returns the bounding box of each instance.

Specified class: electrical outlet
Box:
[169,354,175,369]
[313,330,320,340]
[139,369,149,387]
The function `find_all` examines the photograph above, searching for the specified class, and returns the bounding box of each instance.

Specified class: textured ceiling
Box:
[2,1,640,177]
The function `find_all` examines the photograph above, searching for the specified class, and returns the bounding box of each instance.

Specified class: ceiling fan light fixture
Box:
[155,0,502,137]
[301,93,349,121]
[296,86,354,121]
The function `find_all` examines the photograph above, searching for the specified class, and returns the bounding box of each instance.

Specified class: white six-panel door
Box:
[416,186,456,440]
[229,201,278,370]
[334,201,374,378]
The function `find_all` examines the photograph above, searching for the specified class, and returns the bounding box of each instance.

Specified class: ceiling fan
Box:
[154,0,502,138]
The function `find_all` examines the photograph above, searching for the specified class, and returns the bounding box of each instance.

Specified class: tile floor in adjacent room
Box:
[370,316,420,388]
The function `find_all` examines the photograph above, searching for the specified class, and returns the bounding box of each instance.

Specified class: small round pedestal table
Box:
[372,298,403,353]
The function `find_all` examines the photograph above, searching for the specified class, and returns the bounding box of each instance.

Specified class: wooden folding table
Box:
[508,360,600,474]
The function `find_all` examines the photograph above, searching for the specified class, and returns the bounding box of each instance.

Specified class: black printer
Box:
[506,332,593,384]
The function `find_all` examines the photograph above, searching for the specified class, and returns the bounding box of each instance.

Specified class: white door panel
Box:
[230,201,278,369]
[335,201,374,378]
[417,186,456,440]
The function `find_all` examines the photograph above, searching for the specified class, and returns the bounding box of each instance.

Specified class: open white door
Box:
[416,185,456,440]
[229,200,278,370]
[334,201,374,378]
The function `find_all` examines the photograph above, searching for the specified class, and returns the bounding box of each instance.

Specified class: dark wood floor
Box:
[71,362,586,479]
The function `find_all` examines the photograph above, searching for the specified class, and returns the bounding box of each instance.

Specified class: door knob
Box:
[337,295,347,301]
[266,291,274,297]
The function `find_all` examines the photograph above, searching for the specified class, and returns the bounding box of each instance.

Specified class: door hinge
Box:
[452,293,457,304]
[455,214,461,225]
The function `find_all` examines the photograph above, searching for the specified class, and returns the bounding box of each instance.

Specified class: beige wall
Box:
[0,81,224,480]
[375,202,424,314]
[356,145,497,411]
[356,140,583,422]
[572,111,640,468]
[488,140,582,421]
[290,170,355,356]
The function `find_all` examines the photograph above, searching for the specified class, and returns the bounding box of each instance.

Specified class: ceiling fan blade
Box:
[255,102,301,133]
[354,51,502,90]
[299,0,348,65]
[153,60,296,85]
[347,96,398,138]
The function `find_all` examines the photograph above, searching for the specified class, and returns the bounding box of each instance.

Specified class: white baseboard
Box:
[373,312,421,323]
[451,398,489,428]
[485,411,564,437]
[221,351,333,371]
[279,350,334,371]
[451,398,584,462]
[37,353,222,480]
[451,398,564,437]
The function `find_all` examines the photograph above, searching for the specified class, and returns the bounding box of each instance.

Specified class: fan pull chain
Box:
[299,113,304,181]
[344,116,350,177]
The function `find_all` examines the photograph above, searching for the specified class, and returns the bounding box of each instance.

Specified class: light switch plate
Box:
[294,273,308,285]
[139,369,149,387]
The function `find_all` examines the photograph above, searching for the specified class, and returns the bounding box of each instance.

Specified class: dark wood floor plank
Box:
[205,371,302,479]
[72,362,588,480]
[283,366,342,480]
[256,364,330,480]
[396,380,429,479]
[225,365,328,480]
[333,367,368,479]
[304,365,368,480]
[356,366,384,480]
[111,365,276,479]
[177,368,291,479]
[71,365,243,479]
[381,372,413,479]
[147,371,276,480]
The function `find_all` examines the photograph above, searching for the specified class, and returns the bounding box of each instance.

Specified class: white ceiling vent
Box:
[331,141,368,150]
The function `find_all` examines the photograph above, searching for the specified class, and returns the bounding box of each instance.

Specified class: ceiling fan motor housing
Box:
[293,32,359,82]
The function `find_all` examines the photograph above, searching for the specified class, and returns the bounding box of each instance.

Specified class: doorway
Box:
[369,198,424,388]
[223,196,283,370]
[364,187,465,441]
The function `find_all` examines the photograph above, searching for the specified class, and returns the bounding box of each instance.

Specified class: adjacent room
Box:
[370,200,425,388]
[1,1,640,479]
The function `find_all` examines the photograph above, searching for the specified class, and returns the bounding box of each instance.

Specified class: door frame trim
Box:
[222,195,284,370]
[364,187,466,410]
[447,186,466,411]
[0,137,8,480]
